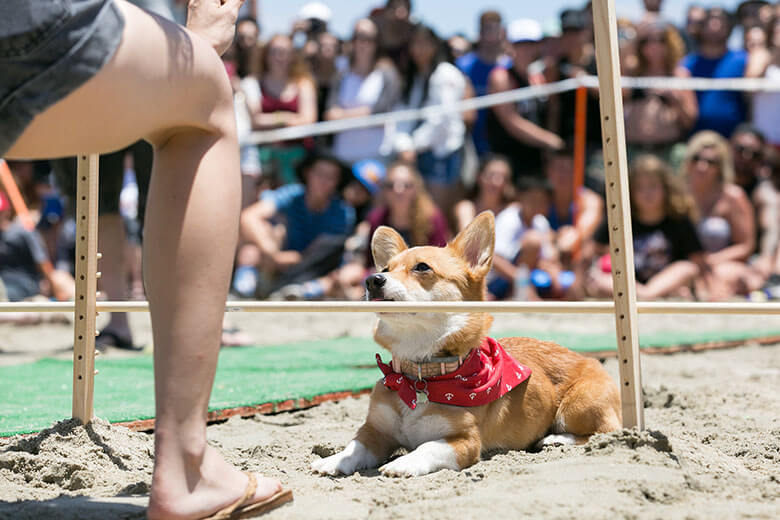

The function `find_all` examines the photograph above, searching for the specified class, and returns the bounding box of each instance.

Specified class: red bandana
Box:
[376,337,532,409]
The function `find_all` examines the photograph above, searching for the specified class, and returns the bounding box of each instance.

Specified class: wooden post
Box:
[72,154,100,424]
[591,0,644,429]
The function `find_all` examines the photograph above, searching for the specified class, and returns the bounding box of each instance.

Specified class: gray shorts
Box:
[0,0,125,157]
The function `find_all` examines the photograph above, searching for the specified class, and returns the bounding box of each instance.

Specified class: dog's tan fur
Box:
[312,212,621,477]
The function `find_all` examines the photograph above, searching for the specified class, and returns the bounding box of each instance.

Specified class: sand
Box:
[1,311,779,519]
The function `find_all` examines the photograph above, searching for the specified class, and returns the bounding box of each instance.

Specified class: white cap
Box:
[506,18,543,43]
[297,2,332,23]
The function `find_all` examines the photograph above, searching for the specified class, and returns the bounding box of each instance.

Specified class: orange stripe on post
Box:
[0,159,35,231]
[572,85,587,225]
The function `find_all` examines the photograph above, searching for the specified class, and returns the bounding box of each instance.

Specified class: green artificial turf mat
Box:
[2,328,778,436]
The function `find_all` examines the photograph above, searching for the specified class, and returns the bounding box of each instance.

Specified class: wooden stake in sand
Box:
[72,154,100,424]
[592,0,645,430]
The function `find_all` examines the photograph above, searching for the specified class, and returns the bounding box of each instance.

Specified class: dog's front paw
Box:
[379,453,435,477]
[311,440,378,476]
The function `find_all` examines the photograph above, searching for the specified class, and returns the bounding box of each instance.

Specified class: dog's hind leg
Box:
[553,358,622,437]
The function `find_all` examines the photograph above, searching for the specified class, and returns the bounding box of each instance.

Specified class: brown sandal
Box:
[202,472,293,519]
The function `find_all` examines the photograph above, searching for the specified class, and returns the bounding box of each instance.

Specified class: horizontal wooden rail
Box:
[3,300,780,315]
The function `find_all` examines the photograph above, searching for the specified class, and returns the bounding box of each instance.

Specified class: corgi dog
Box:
[311,211,621,477]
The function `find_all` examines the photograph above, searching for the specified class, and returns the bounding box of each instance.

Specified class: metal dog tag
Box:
[416,391,429,405]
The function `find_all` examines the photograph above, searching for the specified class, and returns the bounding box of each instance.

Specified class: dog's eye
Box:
[381,267,389,273]
[413,262,432,272]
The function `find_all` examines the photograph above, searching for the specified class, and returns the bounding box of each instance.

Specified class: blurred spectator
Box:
[681,7,747,138]
[545,146,603,268]
[744,23,769,54]
[334,162,448,300]
[311,32,341,123]
[747,17,780,149]
[234,16,260,79]
[245,34,317,184]
[237,152,355,300]
[447,34,472,62]
[682,4,707,53]
[291,2,331,50]
[0,191,73,303]
[488,177,559,300]
[371,0,415,73]
[624,21,697,169]
[547,7,603,186]
[730,125,779,276]
[343,159,386,224]
[364,161,449,257]
[454,154,514,232]
[325,18,401,164]
[52,143,151,350]
[639,0,665,25]
[486,18,563,182]
[456,10,509,157]
[683,131,762,299]
[385,24,466,216]
[590,155,702,300]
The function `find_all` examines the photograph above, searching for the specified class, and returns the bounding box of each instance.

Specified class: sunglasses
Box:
[384,180,414,191]
[734,144,762,160]
[691,154,720,166]
[354,33,376,42]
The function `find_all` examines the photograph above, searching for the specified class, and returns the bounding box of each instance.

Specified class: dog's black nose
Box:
[365,273,386,292]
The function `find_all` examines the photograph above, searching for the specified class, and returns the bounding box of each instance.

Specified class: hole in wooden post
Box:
[618,292,623,297]
[80,255,85,261]
[80,275,85,280]
[620,314,625,320]
[79,315,84,320]
[611,204,616,209]
[624,381,629,386]
[80,236,85,241]
[81,176,86,181]
[613,226,618,231]
[78,355,82,360]
[81,215,86,221]
[615,248,620,253]
[81,196,86,201]
[78,335,83,340]
[79,295,84,300]
[608,161,613,166]
[606,137,611,143]
[623,359,628,364]
[78,375,83,380]
[615,270,621,276]
[609,182,614,187]
[622,336,626,341]
[605,116,610,121]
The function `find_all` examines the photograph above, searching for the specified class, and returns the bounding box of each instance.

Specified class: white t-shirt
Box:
[494,203,552,262]
[384,61,466,158]
[752,64,780,146]
[332,70,387,162]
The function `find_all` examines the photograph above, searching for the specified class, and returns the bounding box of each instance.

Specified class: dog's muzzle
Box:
[365,273,387,301]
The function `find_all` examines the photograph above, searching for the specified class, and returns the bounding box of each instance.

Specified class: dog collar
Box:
[376,337,532,409]
[391,354,465,380]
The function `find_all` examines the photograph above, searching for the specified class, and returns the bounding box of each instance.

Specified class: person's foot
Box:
[185,0,242,56]
[147,445,287,520]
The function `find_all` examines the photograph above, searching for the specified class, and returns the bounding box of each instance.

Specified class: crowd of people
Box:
[3,0,780,342]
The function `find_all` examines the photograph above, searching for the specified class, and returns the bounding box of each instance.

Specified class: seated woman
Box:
[588,155,703,300]
[334,162,449,300]
[684,131,763,299]
[453,154,514,233]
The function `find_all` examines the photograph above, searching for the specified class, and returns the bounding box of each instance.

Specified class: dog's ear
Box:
[450,211,495,277]
[371,226,408,271]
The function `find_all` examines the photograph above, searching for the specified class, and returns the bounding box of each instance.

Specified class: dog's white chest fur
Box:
[374,402,454,450]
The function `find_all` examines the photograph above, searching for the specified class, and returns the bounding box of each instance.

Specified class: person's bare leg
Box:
[98,213,133,341]
[638,260,699,300]
[6,2,282,519]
